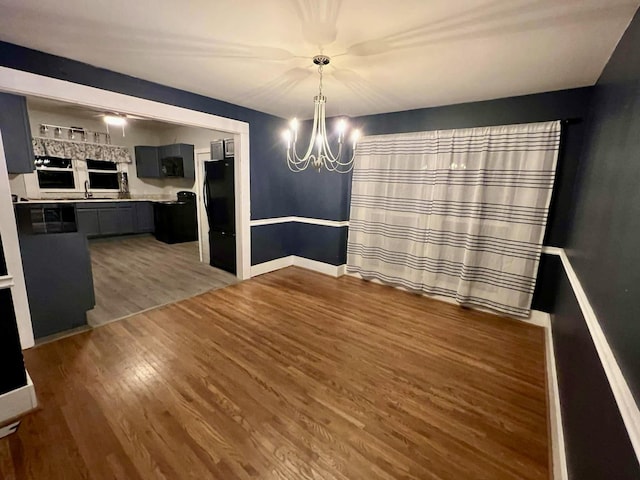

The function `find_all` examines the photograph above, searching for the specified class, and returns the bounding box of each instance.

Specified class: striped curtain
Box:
[347,121,561,317]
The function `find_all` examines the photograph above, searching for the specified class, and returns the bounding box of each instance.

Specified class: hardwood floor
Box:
[0,267,549,479]
[86,235,237,326]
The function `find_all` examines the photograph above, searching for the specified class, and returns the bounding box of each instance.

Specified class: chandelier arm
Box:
[318,102,356,168]
[291,99,321,163]
[323,148,357,171]
[287,149,314,171]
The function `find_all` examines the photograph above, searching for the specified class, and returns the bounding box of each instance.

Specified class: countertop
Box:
[13,198,175,204]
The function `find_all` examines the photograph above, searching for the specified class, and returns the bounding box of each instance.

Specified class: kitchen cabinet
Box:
[182,144,195,180]
[134,202,154,233]
[134,143,195,179]
[118,205,135,233]
[0,92,35,174]
[76,201,154,237]
[158,144,181,159]
[134,146,161,178]
[76,209,100,237]
[97,208,121,236]
[19,233,95,339]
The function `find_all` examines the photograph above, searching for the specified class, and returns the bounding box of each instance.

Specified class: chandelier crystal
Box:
[284,55,360,173]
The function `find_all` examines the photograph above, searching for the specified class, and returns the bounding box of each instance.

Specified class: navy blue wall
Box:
[251,222,347,266]
[551,9,640,476]
[251,223,293,265]
[563,7,640,404]
[552,260,640,478]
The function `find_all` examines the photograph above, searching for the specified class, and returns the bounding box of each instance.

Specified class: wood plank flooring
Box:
[0,267,549,479]
[86,235,237,326]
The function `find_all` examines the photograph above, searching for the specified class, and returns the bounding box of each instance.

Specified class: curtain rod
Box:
[561,118,582,125]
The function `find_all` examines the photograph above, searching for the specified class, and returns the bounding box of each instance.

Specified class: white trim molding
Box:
[0,371,37,435]
[543,312,569,480]
[555,248,640,464]
[293,257,346,277]
[0,133,34,348]
[542,246,563,256]
[250,216,349,228]
[251,256,345,278]
[251,256,295,277]
[0,275,15,290]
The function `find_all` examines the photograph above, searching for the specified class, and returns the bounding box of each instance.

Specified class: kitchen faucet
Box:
[84,180,93,199]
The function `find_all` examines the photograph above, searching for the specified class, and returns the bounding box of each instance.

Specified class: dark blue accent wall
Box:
[251,223,294,265]
[251,222,347,266]
[552,262,640,478]
[291,223,348,266]
[554,10,640,475]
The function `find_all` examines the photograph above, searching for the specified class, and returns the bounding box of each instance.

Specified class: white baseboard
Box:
[250,256,295,277]
[542,312,569,480]
[0,420,21,439]
[292,257,344,278]
[0,371,37,433]
[251,256,345,278]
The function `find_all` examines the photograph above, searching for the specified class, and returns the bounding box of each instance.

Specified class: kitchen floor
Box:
[86,234,237,326]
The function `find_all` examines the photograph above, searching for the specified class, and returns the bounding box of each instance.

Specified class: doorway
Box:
[0,66,251,347]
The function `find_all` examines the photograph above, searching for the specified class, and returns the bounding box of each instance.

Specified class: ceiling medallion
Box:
[283,55,360,173]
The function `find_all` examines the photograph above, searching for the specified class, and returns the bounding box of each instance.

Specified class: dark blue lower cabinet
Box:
[19,233,95,339]
[76,202,154,237]
[96,208,120,236]
[134,202,155,233]
[76,208,100,237]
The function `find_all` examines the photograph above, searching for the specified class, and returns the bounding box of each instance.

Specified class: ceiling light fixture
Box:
[103,115,127,127]
[283,55,360,173]
[103,114,127,137]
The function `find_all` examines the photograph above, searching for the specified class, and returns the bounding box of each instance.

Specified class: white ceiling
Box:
[1,0,638,119]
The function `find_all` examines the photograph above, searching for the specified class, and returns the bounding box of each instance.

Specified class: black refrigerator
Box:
[204,159,236,274]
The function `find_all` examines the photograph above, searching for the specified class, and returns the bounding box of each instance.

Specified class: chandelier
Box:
[283,55,360,173]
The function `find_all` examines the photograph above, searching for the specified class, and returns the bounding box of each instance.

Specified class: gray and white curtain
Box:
[32,138,132,163]
[347,121,561,317]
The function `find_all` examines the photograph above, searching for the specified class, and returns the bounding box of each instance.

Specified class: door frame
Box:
[0,66,252,348]
[0,132,33,348]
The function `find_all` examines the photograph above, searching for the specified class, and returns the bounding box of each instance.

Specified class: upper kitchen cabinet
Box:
[0,93,35,174]
[134,145,161,178]
[176,144,195,179]
[159,143,195,180]
[135,143,195,180]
